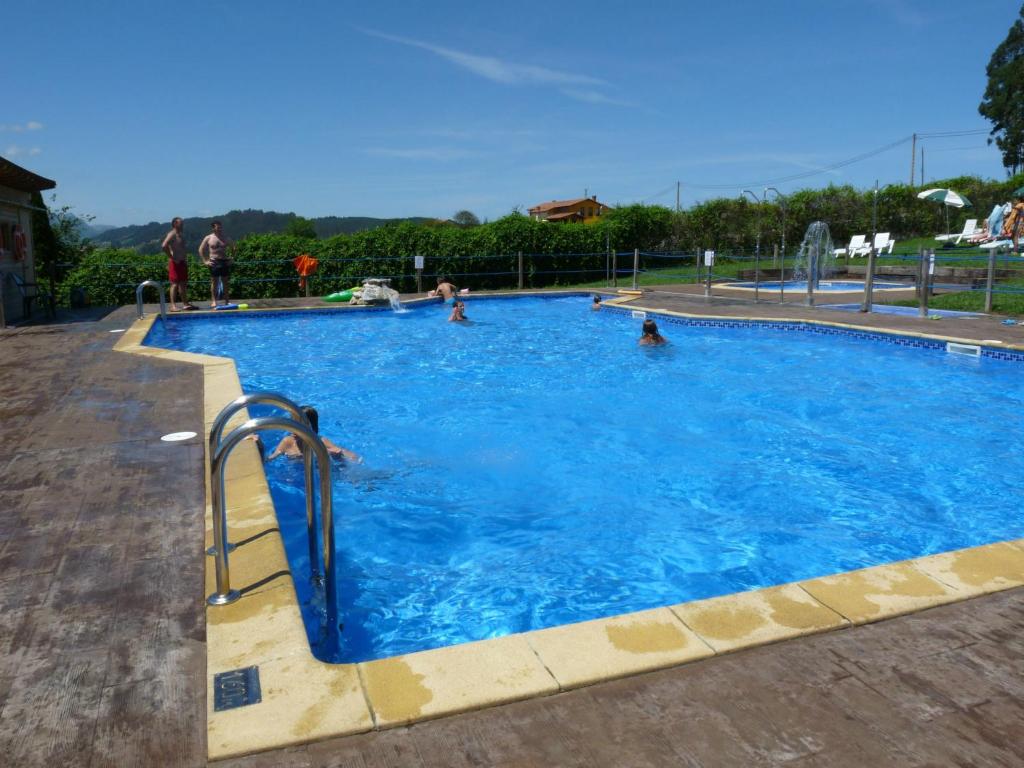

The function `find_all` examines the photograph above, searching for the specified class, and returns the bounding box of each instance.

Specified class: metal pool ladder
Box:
[205,393,337,645]
[135,280,168,321]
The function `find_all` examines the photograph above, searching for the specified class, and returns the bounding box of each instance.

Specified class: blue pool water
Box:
[146,296,1024,662]
[732,280,908,291]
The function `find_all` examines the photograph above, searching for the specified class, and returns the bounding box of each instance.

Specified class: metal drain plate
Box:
[213,666,262,711]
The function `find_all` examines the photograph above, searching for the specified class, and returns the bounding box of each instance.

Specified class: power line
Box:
[630,127,993,202]
[680,135,913,190]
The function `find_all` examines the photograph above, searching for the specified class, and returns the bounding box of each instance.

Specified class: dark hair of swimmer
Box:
[642,319,660,336]
[593,295,601,304]
[300,405,319,433]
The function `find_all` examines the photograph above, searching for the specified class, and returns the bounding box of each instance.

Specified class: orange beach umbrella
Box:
[293,253,319,291]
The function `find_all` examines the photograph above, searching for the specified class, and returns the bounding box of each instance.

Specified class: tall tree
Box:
[285,215,318,239]
[451,210,481,227]
[979,4,1024,175]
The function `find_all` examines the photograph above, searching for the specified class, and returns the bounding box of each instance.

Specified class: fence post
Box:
[921,247,929,305]
[860,244,877,313]
[754,246,760,303]
[919,248,930,318]
[773,242,779,268]
[415,254,423,294]
[517,251,524,290]
[612,251,618,288]
[632,248,639,290]
[985,246,996,313]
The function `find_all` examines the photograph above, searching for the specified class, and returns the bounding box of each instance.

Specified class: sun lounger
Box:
[935,219,978,244]
[848,232,893,258]
[833,235,866,259]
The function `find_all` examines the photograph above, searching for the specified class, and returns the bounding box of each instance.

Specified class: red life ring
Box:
[13,225,27,261]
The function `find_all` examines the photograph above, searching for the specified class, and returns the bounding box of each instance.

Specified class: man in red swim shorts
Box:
[162,217,194,310]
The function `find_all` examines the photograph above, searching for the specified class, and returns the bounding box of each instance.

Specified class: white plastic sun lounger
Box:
[833,235,866,258]
[935,219,978,244]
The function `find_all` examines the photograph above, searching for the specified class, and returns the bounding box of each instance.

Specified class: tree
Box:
[979,4,1024,175]
[451,210,480,228]
[285,215,317,239]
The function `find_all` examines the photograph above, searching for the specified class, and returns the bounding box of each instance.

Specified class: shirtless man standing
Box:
[162,217,194,310]
[198,220,235,308]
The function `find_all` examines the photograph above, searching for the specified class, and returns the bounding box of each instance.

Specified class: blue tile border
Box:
[145,292,1024,363]
[604,304,1024,362]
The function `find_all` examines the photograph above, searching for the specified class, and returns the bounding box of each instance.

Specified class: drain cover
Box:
[160,431,197,442]
[214,666,262,711]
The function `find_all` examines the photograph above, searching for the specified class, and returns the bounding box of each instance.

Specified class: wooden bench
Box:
[7,272,54,320]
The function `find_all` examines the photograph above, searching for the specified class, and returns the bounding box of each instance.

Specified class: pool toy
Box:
[324,289,354,302]
[213,303,239,311]
[1001,319,1017,325]
[238,303,249,310]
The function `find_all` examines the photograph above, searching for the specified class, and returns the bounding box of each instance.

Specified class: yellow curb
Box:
[670,584,848,654]
[360,634,558,729]
[911,541,1024,597]
[526,607,713,689]
[207,654,372,760]
[799,562,963,625]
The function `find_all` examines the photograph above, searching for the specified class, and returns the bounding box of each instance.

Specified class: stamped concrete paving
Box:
[1,299,1022,767]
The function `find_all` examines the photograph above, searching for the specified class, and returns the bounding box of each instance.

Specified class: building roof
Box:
[545,211,581,221]
[529,198,591,213]
[0,156,56,193]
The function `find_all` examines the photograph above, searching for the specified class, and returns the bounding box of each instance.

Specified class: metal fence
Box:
[83,244,1024,315]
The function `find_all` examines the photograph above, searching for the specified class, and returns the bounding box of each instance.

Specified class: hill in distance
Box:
[91,209,434,254]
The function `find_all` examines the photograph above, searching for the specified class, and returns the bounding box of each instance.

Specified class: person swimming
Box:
[638,319,667,346]
[448,300,467,322]
[591,295,602,311]
[267,405,362,463]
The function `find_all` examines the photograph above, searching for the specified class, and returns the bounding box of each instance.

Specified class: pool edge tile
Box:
[360,635,559,729]
[670,583,849,654]
[207,655,372,762]
[910,542,1024,597]
[799,561,964,626]
[526,607,714,690]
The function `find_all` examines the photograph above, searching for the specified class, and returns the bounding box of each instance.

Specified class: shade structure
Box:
[917,188,971,208]
[918,188,971,240]
[1013,185,1024,197]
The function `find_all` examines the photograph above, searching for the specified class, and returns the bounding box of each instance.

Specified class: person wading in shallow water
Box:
[638,319,667,346]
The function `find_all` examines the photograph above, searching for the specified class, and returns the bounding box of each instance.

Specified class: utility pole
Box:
[910,133,916,187]
[920,147,925,186]
[676,181,680,212]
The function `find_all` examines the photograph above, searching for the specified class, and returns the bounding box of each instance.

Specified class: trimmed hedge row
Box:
[62,174,1024,306]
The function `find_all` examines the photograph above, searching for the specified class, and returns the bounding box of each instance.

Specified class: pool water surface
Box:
[147,296,1024,662]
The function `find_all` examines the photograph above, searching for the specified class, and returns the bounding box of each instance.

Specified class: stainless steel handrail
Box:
[135,280,167,321]
[207,393,319,584]
[207,417,335,622]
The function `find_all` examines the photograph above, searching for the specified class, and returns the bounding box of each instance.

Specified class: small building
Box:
[528,196,611,224]
[0,156,56,325]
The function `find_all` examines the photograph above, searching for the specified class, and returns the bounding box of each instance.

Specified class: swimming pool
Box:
[730,280,908,291]
[146,295,1024,663]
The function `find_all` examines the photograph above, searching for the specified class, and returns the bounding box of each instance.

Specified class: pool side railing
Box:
[206,405,339,655]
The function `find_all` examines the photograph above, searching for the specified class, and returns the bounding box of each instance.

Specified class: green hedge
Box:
[61,174,1024,306]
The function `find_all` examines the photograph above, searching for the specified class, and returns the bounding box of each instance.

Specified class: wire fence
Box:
[76,245,1024,315]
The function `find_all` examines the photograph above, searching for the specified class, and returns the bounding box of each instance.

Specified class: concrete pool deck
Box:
[2,293,1023,766]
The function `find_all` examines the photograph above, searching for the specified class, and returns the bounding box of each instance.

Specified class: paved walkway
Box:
[1,300,1022,767]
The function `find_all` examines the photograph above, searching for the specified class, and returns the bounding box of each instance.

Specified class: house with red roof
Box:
[528,195,611,224]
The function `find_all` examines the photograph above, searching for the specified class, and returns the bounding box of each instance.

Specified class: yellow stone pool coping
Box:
[114,298,1024,761]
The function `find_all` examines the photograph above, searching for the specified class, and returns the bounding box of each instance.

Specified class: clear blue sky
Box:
[4,0,1018,226]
